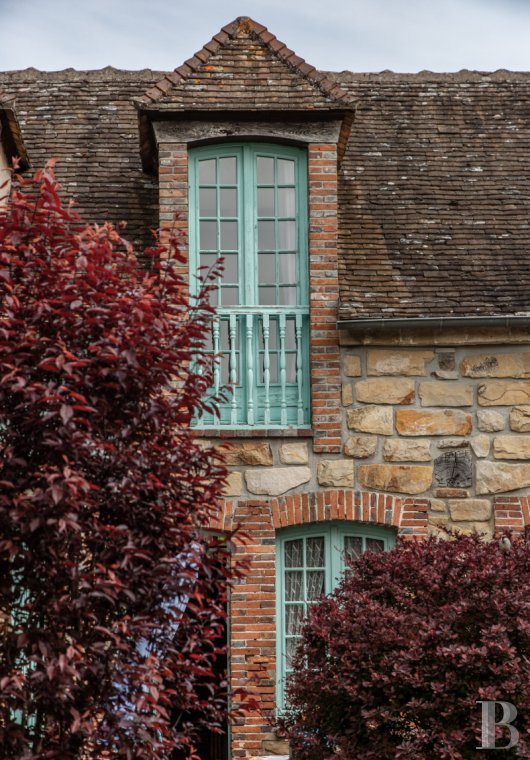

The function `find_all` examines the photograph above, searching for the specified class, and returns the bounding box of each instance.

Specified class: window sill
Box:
[193,427,313,439]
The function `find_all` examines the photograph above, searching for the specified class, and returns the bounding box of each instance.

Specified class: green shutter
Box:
[189,144,310,428]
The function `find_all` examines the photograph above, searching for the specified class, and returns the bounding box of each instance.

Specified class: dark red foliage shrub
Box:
[281,534,530,759]
[0,165,245,758]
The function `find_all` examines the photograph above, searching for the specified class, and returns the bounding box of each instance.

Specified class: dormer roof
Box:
[134,16,354,113]
[0,92,29,170]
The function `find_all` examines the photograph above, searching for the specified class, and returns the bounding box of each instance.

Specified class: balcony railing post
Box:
[246,313,255,426]
[262,314,271,425]
[279,312,287,426]
[212,317,220,427]
[295,313,304,426]
[229,314,238,425]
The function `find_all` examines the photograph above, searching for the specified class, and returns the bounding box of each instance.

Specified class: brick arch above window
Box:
[214,490,433,538]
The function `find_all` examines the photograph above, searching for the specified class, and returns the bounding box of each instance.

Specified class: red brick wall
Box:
[308,143,342,454]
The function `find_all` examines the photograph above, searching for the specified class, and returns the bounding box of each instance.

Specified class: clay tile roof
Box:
[335,70,530,320]
[134,16,354,112]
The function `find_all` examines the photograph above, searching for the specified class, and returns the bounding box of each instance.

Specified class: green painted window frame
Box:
[275,522,396,711]
[189,143,310,429]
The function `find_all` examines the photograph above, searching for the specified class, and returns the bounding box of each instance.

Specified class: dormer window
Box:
[189,143,310,428]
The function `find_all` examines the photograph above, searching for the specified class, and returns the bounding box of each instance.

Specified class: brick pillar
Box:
[158,142,188,279]
[230,500,278,758]
[308,143,341,453]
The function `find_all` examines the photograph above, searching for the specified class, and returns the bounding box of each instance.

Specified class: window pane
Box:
[200,220,217,250]
[199,159,216,184]
[278,187,295,216]
[200,252,217,272]
[285,539,303,568]
[220,320,229,349]
[269,353,278,383]
[279,287,297,306]
[268,320,278,349]
[278,158,295,184]
[286,604,304,635]
[279,220,296,250]
[279,253,297,283]
[220,188,237,217]
[219,156,236,184]
[285,571,303,601]
[306,537,325,567]
[259,286,276,305]
[221,286,238,306]
[220,220,238,250]
[222,254,238,283]
[344,536,363,562]
[257,156,274,184]
[259,253,276,284]
[367,538,385,553]
[286,353,296,383]
[199,187,216,216]
[307,571,325,601]
[285,319,296,348]
[258,220,275,250]
[286,637,298,668]
[258,187,275,217]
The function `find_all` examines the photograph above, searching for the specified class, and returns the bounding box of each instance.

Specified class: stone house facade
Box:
[2,16,530,759]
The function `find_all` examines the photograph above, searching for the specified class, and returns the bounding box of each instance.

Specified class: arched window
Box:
[276,522,396,709]
[189,143,310,428]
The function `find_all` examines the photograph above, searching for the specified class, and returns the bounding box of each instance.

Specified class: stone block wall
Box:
[340,345,530,539]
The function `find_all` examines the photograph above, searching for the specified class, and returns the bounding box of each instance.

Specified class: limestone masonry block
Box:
[428,512,450,527]
[355,378,416,405]
[279,442,308,465]
[223,441,273,466]
[347,405,393,435]
[245,466,311,496]
[470,435,491,458]
[477,409,505,432]
[317,459,354,487]
[383,438,431,462]
[510,405,530,432]
[343,435,378,458]
[358,464,433,494]
[343,354,362,376]
[448,499,492,521]
[367,349,434,376]
[493,435,530,460]
[461,353,530,378]
[223,472,242,497]
[419,382,473,407]
[430,498,447,512]
[396,409,472,437]
[476,461,530,494]
[341,383,353,406]
[478,381,530,406]
[435,488,469,498]
[450,521,494,541]
[438,438,469,449]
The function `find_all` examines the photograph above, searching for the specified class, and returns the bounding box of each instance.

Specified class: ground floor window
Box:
[275,522,395,709]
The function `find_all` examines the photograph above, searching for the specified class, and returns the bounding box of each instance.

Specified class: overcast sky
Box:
[1,0,530,73]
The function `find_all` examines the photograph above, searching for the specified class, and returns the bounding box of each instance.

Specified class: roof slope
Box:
[337,71,530,319]
[135,16,353,112]
[0,68,161,250]
[1,67,530,319]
